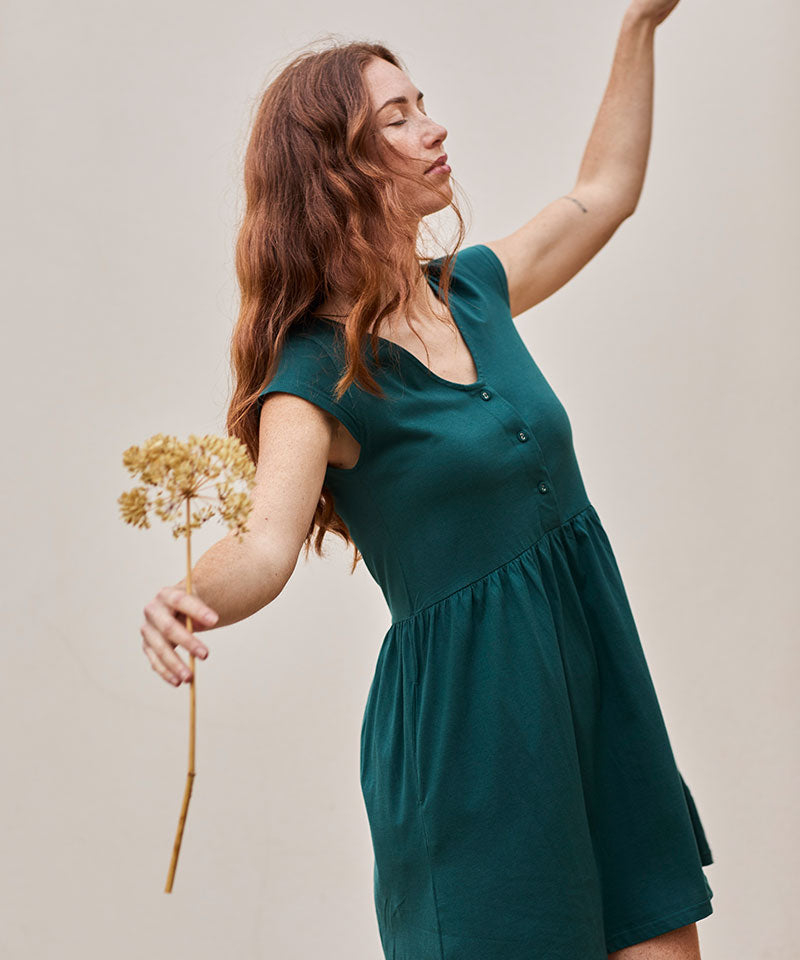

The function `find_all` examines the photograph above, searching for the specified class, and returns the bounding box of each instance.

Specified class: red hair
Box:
[226,37,467,568]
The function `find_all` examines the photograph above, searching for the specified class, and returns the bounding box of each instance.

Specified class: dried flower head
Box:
[119,433,256,539]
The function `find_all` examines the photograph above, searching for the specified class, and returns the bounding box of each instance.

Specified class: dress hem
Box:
[604,895,714,954]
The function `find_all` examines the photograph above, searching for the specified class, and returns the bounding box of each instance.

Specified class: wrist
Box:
[622,5,660,31]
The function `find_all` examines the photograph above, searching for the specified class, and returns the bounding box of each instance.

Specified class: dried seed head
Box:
[118,433,256,539]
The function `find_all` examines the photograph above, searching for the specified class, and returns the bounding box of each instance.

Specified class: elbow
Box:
[613,196,637,220]
[619,192,640,219]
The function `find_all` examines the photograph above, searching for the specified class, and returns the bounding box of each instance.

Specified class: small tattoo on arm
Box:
[563,195,588,213]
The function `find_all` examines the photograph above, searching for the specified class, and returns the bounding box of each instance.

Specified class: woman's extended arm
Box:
[140,392,339,687]
[573,0,680,212]
[485,0,682,319]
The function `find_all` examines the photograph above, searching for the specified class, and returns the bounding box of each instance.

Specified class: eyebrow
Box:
[376,90,424,113]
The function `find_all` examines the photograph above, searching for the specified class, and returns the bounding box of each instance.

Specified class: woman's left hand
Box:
[626,0,682,27]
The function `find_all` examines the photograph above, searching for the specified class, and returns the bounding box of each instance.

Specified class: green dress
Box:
[257,244,714,959]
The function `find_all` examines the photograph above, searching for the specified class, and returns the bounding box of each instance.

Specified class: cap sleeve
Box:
[257,332,365,445]
[467,244,510,309]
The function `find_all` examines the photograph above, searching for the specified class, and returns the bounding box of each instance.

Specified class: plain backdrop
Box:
[2,0,798,957]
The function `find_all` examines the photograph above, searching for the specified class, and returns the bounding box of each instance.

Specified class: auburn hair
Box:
[226,36,468,570]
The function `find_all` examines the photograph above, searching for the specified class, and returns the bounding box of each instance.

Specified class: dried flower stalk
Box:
[119,433,256,892]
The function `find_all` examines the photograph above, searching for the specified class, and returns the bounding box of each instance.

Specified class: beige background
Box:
[2,0,797,957]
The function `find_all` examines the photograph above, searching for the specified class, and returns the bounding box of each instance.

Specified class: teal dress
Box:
[257,244,714,959]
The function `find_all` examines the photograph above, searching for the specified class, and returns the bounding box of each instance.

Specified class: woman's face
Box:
[364,57,451,217]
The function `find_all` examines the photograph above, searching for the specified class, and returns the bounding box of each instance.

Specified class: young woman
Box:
[139,6,715,958]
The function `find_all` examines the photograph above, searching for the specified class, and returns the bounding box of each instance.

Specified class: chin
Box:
[417,185,453,216]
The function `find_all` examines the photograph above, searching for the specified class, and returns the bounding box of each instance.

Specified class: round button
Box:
[480,390,491,401]
[538,481,549,494]
[518,431,528,442]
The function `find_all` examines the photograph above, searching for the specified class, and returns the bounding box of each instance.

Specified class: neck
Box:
[315,266,441,328]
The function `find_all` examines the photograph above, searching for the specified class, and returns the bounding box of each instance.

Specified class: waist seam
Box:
[390,502,596,626]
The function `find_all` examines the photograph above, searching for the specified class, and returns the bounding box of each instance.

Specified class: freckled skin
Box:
[363,57,452,221]
[607,921,700,959]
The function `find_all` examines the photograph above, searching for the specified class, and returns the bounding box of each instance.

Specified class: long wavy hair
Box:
[226,37,468,570]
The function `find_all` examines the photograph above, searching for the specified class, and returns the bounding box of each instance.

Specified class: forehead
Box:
[363,58,418,108]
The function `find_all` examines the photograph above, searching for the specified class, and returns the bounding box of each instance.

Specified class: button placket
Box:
[473,383,562,519]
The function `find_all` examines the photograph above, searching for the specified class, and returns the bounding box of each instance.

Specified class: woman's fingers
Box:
[142,633,183,686]
[144,592,210,660]
[140,585,217,687]
[161,585,219,630]
[141,621,192,685]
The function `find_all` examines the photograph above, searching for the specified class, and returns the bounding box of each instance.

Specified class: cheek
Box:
[382,141,423,179]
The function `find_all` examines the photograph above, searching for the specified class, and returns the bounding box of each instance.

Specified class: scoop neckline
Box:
[311,262,486,392]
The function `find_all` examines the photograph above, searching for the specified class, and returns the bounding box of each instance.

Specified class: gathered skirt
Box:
[359,503,714,960]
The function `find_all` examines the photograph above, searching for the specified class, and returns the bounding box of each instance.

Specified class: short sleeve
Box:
[453,243,509,310]
[257,332,365,444]
[469,244,510,309]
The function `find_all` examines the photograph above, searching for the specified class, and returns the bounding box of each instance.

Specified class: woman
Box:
[140,7,715,959]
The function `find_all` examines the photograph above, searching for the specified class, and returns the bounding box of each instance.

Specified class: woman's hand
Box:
[626,0,681,28]
[141,584,218,687]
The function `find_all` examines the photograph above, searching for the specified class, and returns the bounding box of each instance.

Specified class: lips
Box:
[425,153,448,173]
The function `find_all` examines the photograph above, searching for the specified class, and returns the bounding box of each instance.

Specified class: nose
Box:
[425,118,447,145]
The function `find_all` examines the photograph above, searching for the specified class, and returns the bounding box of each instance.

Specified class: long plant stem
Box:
[164,497,197,893]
